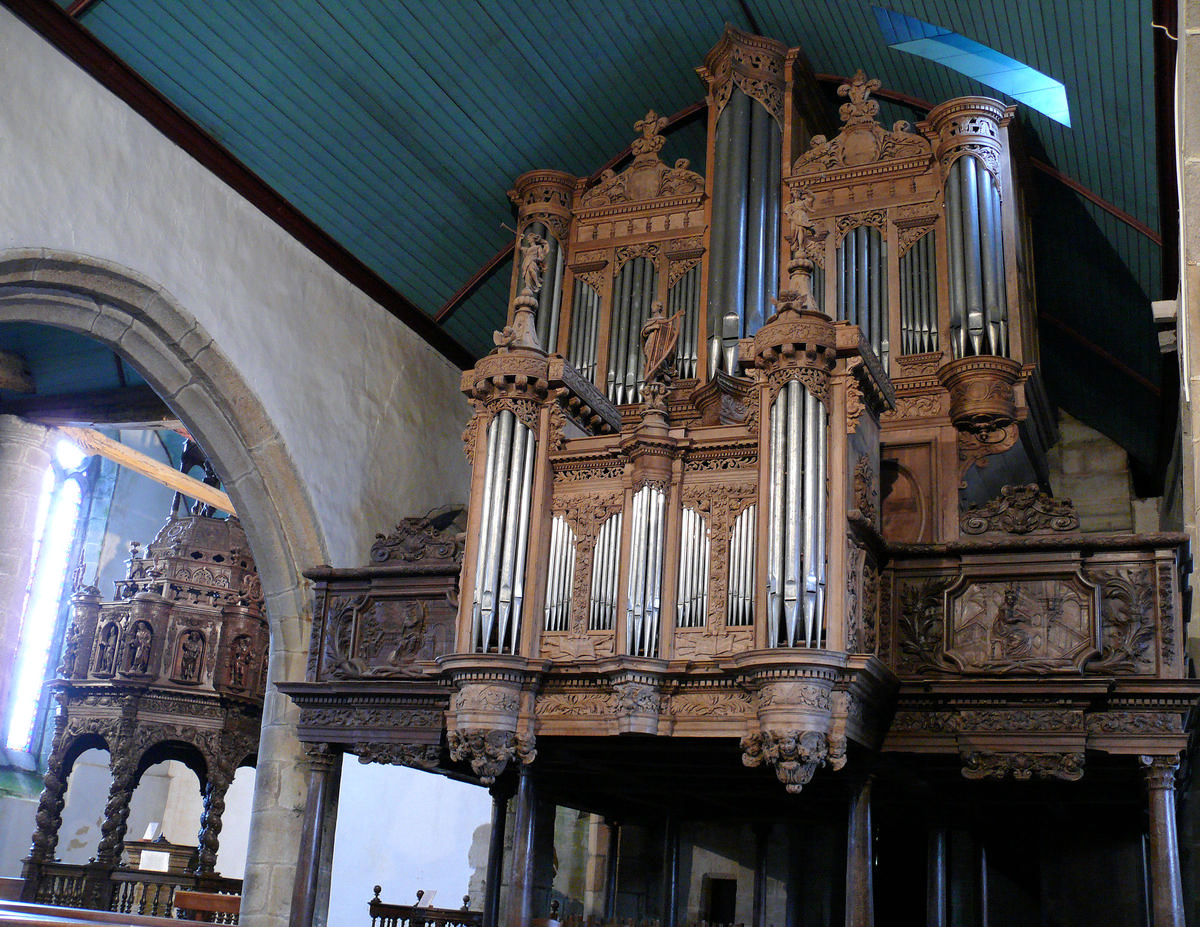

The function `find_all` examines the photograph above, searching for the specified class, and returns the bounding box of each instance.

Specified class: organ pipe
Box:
[470,411,537,653]
[568,280,602,382]
[668,265,702,380]
[589,513,622,631]
[766,381,827,648]
[526,221,564,352]
[946,156,1007,358]
[627,485,666,657]
[676,507,709,628]
[900,232,937,355]
[727,504,756,627]
[706,85,781,377]
[544,516,576,632]
[835,226,887,363]
[606,257,659,404]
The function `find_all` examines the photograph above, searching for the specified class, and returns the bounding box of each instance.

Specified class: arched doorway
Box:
[0,249,326,926]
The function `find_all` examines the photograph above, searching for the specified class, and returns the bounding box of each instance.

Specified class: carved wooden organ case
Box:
[287,27,1194,808]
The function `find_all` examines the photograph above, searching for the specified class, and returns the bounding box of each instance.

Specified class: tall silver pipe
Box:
[635,260,657,399]
[801,387,819,647]
[764,116,782,333]
[545,516,562,630]
[625,259,646,400]
[960,159,984,355]
[745,103,771,336]
[495,422,528,651]
[728,508,742,627]
[645,489,665,656]
[472,416,503,649]
[568,282,583,367]
[855,227,870,339]
[767,391,785,645]
[589,518,608,630]
[867,228,881,357]
[946,162,966,358]
[784,379,804,646]
[993,182,1009,355]
[626,488,648,653]
[676,508,690,627]
[743,504,756,626]
[479,411,515,650]
[813,399,828,646]
[507,433,537,652]
[707,99,737,377]
[608,263,630,402]
[583,286,599,381]
[836,232,847,325]
[977,164,1000,354]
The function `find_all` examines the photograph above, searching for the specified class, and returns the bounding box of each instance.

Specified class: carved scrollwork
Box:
[614,243,662,269]
[961,750,1085,782]
[740,729,830,793]
[853,454,878,523]
[446,728,536,785]
[1085,568,1157,674]
[960,484,1079,536]
[882,394,944,421]
[352,743,442,770]
[370,508,466,565]
[1086,711,1181,734]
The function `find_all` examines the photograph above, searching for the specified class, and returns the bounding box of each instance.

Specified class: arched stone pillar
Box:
[0,250,327,927]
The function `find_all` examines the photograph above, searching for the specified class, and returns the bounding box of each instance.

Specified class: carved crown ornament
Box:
[961,484,1080,537]
[792,70,933,179]
[701,25,787,125]
[579,112,704,209]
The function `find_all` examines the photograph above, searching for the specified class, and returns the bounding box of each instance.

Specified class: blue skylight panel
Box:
[872,7,1071,127]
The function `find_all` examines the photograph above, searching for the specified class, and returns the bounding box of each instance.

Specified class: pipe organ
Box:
[284,24,1196,927]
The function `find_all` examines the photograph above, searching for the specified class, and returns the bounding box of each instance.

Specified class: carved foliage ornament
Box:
[447,728,536,785]
[581,112,703,208]
[353,743,442,770]
[741,729,831,793]
[961,751,1085,782]
[705,27,787,125]
[370,508,466,564]
[960,484,1080,536]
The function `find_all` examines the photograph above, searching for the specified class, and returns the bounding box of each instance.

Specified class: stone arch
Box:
[0,248,324,923]
[0,248,325,658]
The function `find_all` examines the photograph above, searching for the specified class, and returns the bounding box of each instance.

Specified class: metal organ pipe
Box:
[900,232,938,356]
[544,516,576,632]
[706,87,779,377]
[626,485,666,657]
[946,156,1008,358]
[676,508,710,629]
[606,258,659,404]
[767,381,827,648]
[589,513,622,631]
[567,280,602,382]
[835,226,886,362]
[471,411,537,653]
[668,264,701,380]
[727,504,756,627]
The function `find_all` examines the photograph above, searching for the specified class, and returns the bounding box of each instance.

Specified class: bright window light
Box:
[6,442,86,752]
[873,7,1071,127]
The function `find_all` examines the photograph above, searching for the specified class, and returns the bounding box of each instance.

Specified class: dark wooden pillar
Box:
[926,823,947,927]
[506,764,537,927]
[195,765,233,874]
[603,819,621,921]
[290,744,340,927]
[483,781,511,927]
[661,814,680,927]
[94,752,137,866]
[845,776,874,927]
[753,823,770,927]
[1141,754,1186,927]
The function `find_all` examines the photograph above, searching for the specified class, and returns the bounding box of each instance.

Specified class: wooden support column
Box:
[1141,755,1186,927]
[661,814,680,927]
[753,823,770,927]
[603,819,621,921]
[290,745,340,927]
[845,776,874,927]
[926,823,947,927]
[483,781,512,927]
[506,764,537,927]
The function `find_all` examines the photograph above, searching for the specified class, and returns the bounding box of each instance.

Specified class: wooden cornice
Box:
[1,0,474,370]
[0,383,178,428]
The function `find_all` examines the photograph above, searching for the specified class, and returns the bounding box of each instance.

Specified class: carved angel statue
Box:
[519,230,549,296]
[641,301,685,386]
[783,188,817,258]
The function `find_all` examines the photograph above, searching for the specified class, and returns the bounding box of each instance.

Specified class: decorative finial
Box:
[631,110,669,160]
[838,69,881,127]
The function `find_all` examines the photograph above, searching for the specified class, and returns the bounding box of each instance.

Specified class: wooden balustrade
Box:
[368,888,480,927]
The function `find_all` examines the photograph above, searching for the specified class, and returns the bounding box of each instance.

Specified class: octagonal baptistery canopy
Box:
[25,510,268,882]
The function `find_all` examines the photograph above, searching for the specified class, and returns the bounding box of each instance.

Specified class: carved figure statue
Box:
[229,635,253,689]
[519,231,549,296]
[95,622,118,674]
[991,586,1034,661]
[127,621,153,674]
[783,189,817,260]
[59,623,80,677]
[178,630,204,682]
[641,301,684,387]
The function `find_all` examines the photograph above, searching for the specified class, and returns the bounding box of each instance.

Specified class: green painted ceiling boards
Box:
[27,0,1172,475]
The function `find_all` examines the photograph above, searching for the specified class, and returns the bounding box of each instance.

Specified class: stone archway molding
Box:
[0,248,324,927]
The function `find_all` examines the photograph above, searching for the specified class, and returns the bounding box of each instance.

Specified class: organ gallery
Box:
[279,26,1198,927]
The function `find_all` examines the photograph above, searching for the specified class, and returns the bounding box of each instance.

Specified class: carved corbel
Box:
[956,423,1019,487]
[740,729,832,793]
[352,742,443,771]
[447,729,536,786]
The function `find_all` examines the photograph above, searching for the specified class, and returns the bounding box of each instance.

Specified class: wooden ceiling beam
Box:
[59,425,234,515]
[0,383,180,428]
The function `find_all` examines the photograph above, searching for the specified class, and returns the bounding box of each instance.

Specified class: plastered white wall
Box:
[325,763,492,927]
[0,6,472,567]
